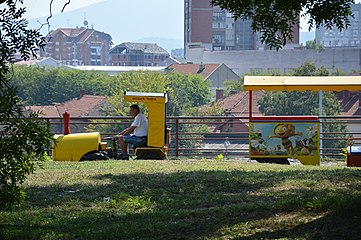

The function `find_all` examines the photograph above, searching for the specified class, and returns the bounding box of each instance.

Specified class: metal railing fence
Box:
[37,115,361,160]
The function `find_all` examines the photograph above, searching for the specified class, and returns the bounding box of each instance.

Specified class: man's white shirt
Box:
[131,113,148,137]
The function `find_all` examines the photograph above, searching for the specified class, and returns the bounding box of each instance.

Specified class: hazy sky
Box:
[23,0,107,19]
[22,0,184,44]
[23,0,361,33]
[21,0,361,41]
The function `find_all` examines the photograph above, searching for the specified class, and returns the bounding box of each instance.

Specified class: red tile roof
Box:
[201,91,264,133]
[335,91,361,116]
[25,105,59,116]
[210,90,264,117]
[167,63,221,79]
[49,28,111,43]
[79,30,95,43]
[25,95,107,117]
[206,90,361,117]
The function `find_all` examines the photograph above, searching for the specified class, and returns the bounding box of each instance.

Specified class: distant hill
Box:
[27,0,184,53]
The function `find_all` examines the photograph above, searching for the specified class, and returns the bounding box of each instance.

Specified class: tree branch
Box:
[61,0,71,13]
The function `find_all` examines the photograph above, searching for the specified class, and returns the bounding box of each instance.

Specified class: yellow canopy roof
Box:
[124,91,168,103]
[244,76,361,92]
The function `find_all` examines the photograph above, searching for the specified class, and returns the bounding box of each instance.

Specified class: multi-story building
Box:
[109,42,170,66]
[40,26,112,66]
[316,3,361,47]
[184,0,299,54]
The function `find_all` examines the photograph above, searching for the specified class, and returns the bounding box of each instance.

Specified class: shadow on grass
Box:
[2,167,361,239]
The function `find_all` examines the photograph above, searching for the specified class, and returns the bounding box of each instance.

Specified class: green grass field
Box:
[1,159,361,240]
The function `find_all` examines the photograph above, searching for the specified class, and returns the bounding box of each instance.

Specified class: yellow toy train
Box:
[52,91,169,161]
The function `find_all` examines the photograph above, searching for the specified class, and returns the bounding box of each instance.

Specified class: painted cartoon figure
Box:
[268,123,302,155]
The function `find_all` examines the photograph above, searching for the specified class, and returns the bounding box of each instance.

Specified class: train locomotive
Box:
[52,91,169,161]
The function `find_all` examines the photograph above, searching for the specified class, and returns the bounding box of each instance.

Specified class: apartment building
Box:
[316,4,361,47]
[40,26,112,66]
[110,42,169,66]
[184,0,299,54]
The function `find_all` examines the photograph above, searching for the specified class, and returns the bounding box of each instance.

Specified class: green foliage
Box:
[305,39,324,50]
[12,67,212,117]
[102,71,211,118]
[223,71,282,98]
[258,62,341,116]
[257,90,341,116]
[0,0,53,209]
[199,101,226,116]
[87,71,169,133]
[166,72,211,116]
[12,65,115,105]
[223,78,244,97]
[292,61,330,76]
[211,0,354,50]
[163,73,211,152]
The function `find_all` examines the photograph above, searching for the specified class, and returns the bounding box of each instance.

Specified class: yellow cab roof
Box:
[124,91,168,103]
[244,76,361,92]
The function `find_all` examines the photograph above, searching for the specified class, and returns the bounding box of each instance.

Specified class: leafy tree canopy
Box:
[166,72,211,116]
[211,0,354,49]
[12,65,115,105]
[105,71,211,118]
[87,71,211,135]
[258,61,341,116]
[0,0,52,209]
[304,39,324,50]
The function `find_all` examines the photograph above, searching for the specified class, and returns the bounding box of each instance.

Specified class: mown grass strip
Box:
[1,160,361,240]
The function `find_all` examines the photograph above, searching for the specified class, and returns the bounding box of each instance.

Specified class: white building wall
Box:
[186,47,361,76]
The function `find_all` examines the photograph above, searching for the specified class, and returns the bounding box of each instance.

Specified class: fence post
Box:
[63,112,70,135]
[175,118,179,157]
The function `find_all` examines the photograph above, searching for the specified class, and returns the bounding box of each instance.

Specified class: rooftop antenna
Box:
[83,12,89,28]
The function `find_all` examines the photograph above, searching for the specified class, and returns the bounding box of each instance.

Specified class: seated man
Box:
[116,104,148,159]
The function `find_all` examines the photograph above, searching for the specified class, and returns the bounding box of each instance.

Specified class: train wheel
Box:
[81,151,110,161]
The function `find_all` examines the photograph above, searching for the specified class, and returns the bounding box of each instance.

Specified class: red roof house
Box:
[25,95,109,133]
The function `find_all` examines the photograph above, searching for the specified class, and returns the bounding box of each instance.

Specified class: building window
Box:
[213,22,225,28]
[213,34,225,44]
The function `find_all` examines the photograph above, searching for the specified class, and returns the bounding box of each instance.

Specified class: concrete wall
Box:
[186,47,361,76]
